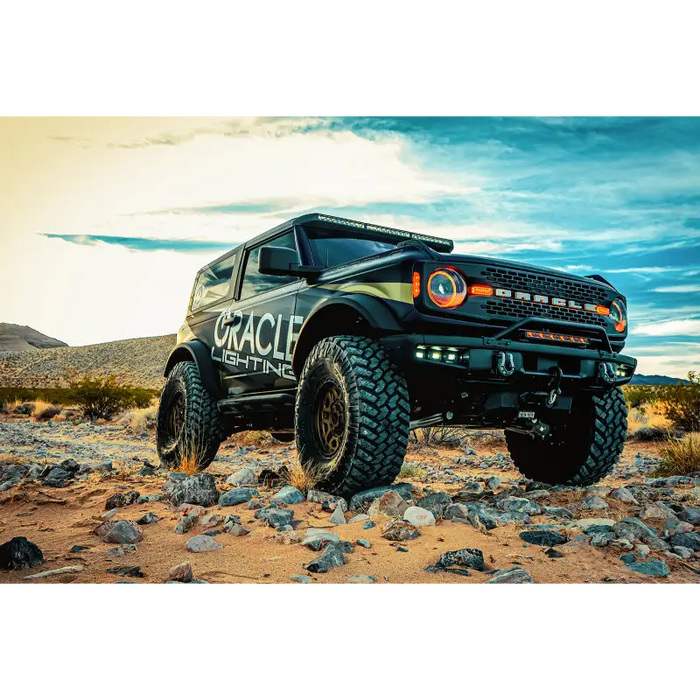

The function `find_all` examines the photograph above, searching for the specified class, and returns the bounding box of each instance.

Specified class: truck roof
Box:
[199,211,455,273]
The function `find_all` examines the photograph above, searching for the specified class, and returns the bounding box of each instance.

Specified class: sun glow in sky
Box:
[1,116,699,377]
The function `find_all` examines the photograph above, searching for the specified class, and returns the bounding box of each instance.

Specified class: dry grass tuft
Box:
[284,459,336,494]
[399,461,425,479]
[654,433,700,477]
[627,403,672,433]
[119,401,158,433]
[32,400,62,422]
[175,442,208,476]
[0,452,31,466]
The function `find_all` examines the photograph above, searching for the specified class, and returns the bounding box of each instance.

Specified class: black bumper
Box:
[381,333,637,388]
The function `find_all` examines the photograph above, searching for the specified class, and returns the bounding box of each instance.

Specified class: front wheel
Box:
[505,387,628,487]
[295,336,410,498]
[157,361,224,471]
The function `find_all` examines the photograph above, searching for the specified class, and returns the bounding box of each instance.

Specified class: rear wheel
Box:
[157,361,224,471]
[505,387,628,486]
[295,336,410,498]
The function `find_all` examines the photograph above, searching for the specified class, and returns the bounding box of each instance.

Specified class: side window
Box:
[239,231,298,300]
[308,235,397,268]
[191,252,238,311]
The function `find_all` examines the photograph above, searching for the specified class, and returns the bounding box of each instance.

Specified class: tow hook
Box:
[546,366,563,407]
[496,351,515,377]
[598,361,616,385]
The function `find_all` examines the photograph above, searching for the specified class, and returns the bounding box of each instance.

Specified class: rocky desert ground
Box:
[1,412,698,584]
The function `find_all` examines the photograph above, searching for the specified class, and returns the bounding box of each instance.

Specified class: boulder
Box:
[0,537,44,570]
[612,517,658,543]
[499,497,541,515]
[226,468,258,487]
[99,521,142,544]
[623,557,671,577]
[42,467,73,488]
[678,507,700,526]
[416,492,452,516]
[349,483,413,512]
[368,490,409,518]
[166,473,219,507]
[609,487,639,505]
[302,529,341,550]
[640,503,677,520]
[434,548,485,572]
[303,542,346,573]
[271,485,304,505]
[668,532,700,552]
[219,487,259,507]
[106,491,140,510]
[136,512,159,525]
[519,530,567,547]
[168,562,194,583]
[185,535,223,553]
[382,520,420,541]
[486,567,535,584]
[403,506,436,528]
[255,505,294,529]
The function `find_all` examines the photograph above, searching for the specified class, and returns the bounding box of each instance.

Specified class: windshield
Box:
[307,233,398,268]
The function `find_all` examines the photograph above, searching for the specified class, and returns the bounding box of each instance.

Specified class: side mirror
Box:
[258,246,322,278]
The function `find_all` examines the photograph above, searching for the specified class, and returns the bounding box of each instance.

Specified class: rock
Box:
[69,545,89,553]
[591,532,615,547]
[500,497,541,515]
[227,523,249,537]
[640,503,677,520]
[577,496,609,511]
[434,548,485,571]
[519,531,567,547]
[672,546,694,559]
[678,507,700,526]
[368,490,409,518]
[175,514,197,534]
[291,574,312,583]
[486,477,501,491]
[167,473,220,507]
[416,492,452,516]
[612,517,658,543]
[271,485,304,505]
[356,539,371,548]
[136,512,159,525]
[445,503,471,521]
[185,535,223,553]
[329,505,347,525]
[304,542,346,573]
[219,487,259,507]
[107,565,144,578]
[302,529,341,550]
[100,521,142,544]
[668,532,700,552]
[663,518,693,536]
[176,504,206,517]
[574,517,616,530]
[545,548,564,558]
[0,537,44,570]
[403,506,436,527]
[255,505,294,529]
[609,487,639,505]
[226,468,258,486]
[100,508,119,520]
[382,520,420,541]
[349,483,414,511]
[222,514,241,532]
[542,506,575,519]
[347,575,376,583]
[363,520,376,530]
[635,544,651,558]
[168,562,193,583]
[624,557,671,577]
[321,496,348,513]
[105,490,140,510]
[200,514,223,529]
[461,481,485,495]
[307,489,336,504]
[272,529,302,544]
[348,514,370,523]
[42,467,73,487]
[24,565,84,579]
[487,567,535,584]
[106,544,137,557]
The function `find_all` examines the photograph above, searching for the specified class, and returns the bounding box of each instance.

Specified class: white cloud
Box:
[652,285,700,293]
[634,319,700,336]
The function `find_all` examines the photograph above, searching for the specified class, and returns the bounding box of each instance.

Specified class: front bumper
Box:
[382,332,637,388]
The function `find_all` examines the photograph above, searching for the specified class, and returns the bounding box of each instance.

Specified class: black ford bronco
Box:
[157,213,636,496]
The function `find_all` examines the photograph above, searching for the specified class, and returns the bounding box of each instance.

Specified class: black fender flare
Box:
[164,340,223,400]
[292,294,404,376]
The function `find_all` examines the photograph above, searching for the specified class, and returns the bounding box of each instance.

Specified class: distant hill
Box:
[629,373,691,386]
[0,323,67,352]
[0,334,175,390]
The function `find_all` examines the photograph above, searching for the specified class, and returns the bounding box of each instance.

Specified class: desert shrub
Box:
[627,426,668,442]
[654,433,700,477]
[119,402,158,432]
[14,402,35,415]
[68,375,156,420]
[623,385,656,410]
[32,400,62,422]
[285,460,320,493]
[399,461,425,478]
[410,426,467,448]
[657,372,700,432]
[0,401,7,414]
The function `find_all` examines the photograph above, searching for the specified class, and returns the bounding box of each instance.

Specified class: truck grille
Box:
[478,266,611,328]
[482,298,609,328]
[480,266,609,305]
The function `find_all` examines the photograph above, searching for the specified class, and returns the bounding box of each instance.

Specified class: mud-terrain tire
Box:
[157,361,224,471]
[505,387,628,487]
[295,335,410,498]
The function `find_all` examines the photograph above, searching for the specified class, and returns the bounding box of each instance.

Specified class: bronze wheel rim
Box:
[164,392,185,451]
[313,380,346,459]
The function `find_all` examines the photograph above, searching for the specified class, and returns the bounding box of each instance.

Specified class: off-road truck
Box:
[157,213,636,496]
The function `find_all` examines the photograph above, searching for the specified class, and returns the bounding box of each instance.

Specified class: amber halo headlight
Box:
[427,268,467,308]
[610,299,627,333]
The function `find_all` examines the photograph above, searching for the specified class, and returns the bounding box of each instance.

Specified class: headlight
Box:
[427,268,467,308]
[610,299,627,333]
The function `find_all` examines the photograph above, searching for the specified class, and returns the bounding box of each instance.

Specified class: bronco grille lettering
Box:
[492,287,608,315]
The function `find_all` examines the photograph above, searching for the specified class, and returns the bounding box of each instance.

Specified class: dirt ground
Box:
[0,416,698,584]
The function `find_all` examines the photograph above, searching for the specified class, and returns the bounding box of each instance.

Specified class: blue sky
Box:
[1,117,698,376]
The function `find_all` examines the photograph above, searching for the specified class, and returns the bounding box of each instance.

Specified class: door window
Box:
[239,231,298,300]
